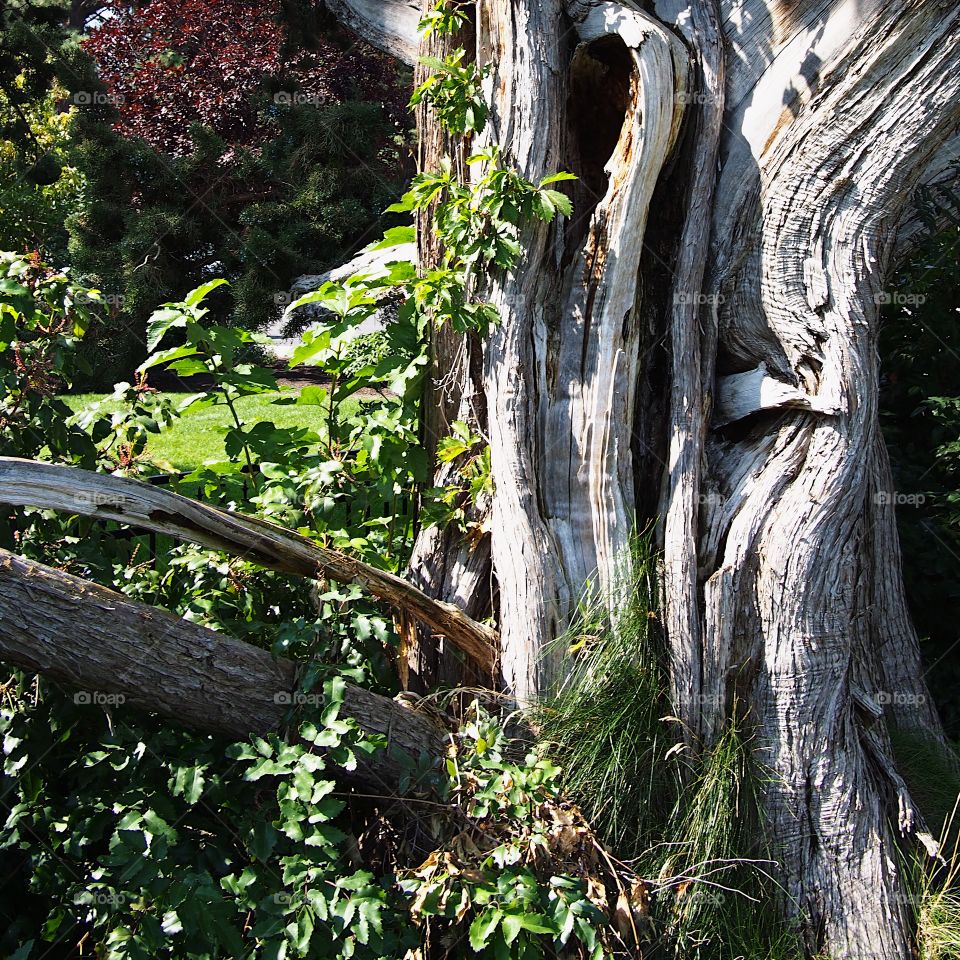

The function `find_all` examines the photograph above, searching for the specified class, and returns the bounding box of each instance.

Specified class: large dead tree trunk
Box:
[321,1,960,956]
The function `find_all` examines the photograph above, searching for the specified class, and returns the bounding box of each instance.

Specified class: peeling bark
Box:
[478,0,688,700]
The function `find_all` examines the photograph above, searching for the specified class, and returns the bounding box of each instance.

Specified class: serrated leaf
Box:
[539,171,578,186]
[169,764,206,804]
[543,189,573,218]
[502,912,524,945]
[289,330,332,367]
[145,308,188,352]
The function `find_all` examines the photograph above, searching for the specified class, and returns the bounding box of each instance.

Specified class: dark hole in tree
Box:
[566,35,633,251]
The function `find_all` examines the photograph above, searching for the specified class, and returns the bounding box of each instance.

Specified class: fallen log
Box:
[0,458,498,674]
[0,548,446,793]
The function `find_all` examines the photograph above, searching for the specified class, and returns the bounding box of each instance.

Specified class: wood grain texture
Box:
[0,458,498,673]
[0,549,445,792]
[322,0,420,64]
[694,2,960,954]
[479,0,689,701]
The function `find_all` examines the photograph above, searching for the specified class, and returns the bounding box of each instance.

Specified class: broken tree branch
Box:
[322,0,420,65]
[0,458,498,674]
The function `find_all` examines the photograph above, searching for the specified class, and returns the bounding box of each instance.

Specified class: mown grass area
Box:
[63,391,360,471]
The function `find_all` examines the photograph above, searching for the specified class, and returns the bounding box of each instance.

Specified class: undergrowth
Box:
[910,798,960,960]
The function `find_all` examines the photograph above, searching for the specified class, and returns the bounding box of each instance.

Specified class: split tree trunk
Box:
[3,0,959,955]
[336,0,960,955]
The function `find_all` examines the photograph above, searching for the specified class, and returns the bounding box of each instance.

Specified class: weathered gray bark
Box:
[0,549,444,792]
[0,458,498,672]
[326,3,960,954]
[689,5,960,954]
[477,0,690,699]
[321,0,420,64]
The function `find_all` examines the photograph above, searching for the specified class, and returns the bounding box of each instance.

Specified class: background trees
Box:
[1,0,412,386]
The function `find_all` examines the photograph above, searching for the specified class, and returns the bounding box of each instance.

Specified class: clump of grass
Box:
[911,797,960,959]
[652,713,802,959]
[533,532,803,958]
[534,530,677,857]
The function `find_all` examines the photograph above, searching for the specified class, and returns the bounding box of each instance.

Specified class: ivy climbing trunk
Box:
[404,1,495,690]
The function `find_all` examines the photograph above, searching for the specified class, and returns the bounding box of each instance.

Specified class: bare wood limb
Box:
[0,458,498,674]
[0,548,445,792]
[322,0,420,64]
[714,362,839,426]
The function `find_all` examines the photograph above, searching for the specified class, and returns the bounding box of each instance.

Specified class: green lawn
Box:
[64,390,344,471]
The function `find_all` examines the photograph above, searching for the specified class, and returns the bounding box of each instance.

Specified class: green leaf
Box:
[502,913,523,945]
[469,909,502,951]
[251,820,279,861]
[368,225,415,251]
[519,914,555,935]
[542,189,573,219]
[183,278,229,307]
[169,764,206,804]
[385,196,414,214]
[538,171,578,186]
[289,329,332,367]
[145,307,188,351]
[137,343,200,374]
[418,54,451,72]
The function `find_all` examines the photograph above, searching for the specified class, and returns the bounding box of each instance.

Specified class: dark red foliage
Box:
[84,0,405,156]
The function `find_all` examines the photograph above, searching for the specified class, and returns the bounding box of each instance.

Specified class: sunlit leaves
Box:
[410,49,490,135]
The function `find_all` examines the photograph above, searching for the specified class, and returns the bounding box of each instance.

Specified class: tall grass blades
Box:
[535,530,677,858]
[912,796,960,959]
